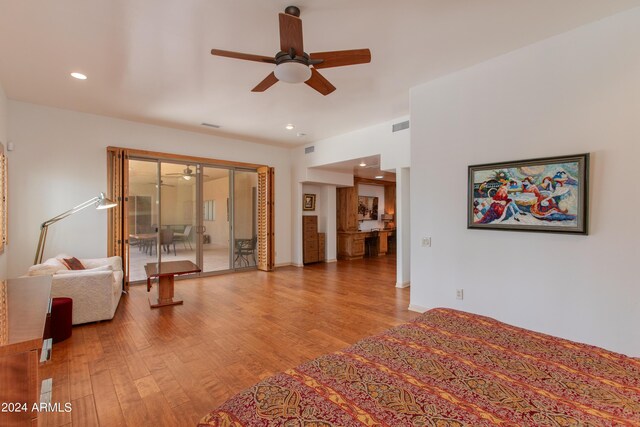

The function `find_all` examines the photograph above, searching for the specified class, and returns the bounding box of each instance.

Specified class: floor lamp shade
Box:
[34,192,117,265]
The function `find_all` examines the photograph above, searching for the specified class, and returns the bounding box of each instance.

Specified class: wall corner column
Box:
[396,167,410,288]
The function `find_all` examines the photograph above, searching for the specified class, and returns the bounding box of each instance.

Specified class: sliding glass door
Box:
[201,165,232,273]
[127,158,258,282]
[159,161,197,267]
[128,159,160,282]
[233,170,258,268]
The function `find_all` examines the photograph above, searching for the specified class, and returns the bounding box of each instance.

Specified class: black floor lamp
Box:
[34,192,117,265]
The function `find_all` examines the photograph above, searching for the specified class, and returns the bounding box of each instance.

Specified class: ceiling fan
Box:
[165,166,209,181]
[155,180,175,188]
[211,5,371,95]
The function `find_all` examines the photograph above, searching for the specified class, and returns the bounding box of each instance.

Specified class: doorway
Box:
[127,158,258,282]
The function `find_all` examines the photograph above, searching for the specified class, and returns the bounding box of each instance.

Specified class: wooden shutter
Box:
[257,166,275,271]
[107,147,130,291]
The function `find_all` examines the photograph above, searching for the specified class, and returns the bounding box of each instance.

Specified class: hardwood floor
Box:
[39,255,416,427]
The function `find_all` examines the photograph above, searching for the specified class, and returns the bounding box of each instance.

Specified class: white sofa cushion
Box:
[82,256,122,271]
[29,255,123,325]
[56,264,113,274]
[28,264,61,276]
[27,257,67,276]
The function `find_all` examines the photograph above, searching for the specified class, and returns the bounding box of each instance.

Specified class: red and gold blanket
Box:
[199,308,640,426]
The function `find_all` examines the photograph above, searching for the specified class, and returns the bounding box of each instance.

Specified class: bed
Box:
[198,308,640,426]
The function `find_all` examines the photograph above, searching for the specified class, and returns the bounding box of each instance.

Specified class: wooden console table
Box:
[145,260,200,308]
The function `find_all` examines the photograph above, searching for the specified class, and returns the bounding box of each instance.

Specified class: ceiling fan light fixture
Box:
[274,61,311,84]
[183,175,192,181]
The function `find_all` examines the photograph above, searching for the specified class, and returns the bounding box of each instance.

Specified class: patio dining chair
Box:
[173,225,193,250]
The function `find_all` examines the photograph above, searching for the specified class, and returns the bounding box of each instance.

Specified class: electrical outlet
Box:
[456,289,464,300]
[421,236,431,247]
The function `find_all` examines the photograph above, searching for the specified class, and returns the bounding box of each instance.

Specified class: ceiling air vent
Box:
[201,122,221,128]
[305,146,315,154]
[392,120,410,133]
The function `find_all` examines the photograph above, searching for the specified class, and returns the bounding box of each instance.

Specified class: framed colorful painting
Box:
[468,153,589,234]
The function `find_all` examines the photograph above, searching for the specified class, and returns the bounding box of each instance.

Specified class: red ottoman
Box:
[51,297,73,343]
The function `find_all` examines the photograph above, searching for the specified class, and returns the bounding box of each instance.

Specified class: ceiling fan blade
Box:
[252,72,279,92]
[305,69,336,96]
[211,49,276,64]
[164,174,208,181]
[279,12,303,55]
[310,49,371,69]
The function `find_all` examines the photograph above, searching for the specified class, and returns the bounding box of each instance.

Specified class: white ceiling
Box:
[1,1,639,146]
[311,155,396,182]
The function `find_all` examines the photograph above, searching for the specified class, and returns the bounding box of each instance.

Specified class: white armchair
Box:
[28,255,123,325]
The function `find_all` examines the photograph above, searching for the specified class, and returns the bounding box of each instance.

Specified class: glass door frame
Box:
[198,164,259,275]
[198,163,234,276]
[231,167,260,271]
[126,155,259,284]
[108,146,275,289]
[156,158,201,269]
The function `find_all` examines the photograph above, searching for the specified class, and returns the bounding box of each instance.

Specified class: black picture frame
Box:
[468,153,589,234]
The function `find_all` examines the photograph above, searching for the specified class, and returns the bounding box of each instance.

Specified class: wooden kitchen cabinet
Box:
[303,216,325,264]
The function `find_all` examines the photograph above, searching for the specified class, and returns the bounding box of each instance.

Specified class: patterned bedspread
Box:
[198,308,640,426]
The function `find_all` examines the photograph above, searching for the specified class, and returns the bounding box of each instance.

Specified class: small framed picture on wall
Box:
[303,193,316,211]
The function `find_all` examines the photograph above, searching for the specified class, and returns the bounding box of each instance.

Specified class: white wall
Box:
[0,82,8,279]
[302,184,323,222]
[396,168,411,288]
[301,183,337,262]
[302,184,323,259]
[290,117,411,270]
[7,102,292,277]
[410,7,640,356]
[302,116,411,171]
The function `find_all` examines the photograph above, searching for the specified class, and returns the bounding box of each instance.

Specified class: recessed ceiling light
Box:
[285,124,295,130]
[359,162,367,167]
[70,72,87,80]
[375,175,384,179]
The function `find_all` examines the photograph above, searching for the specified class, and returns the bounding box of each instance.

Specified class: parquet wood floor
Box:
[39,255,416,426]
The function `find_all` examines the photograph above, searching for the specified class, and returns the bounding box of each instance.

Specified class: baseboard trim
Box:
[408,304,430,313]
[396,281,410,288]
[275,262,294,268]
[325,259,337,263]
